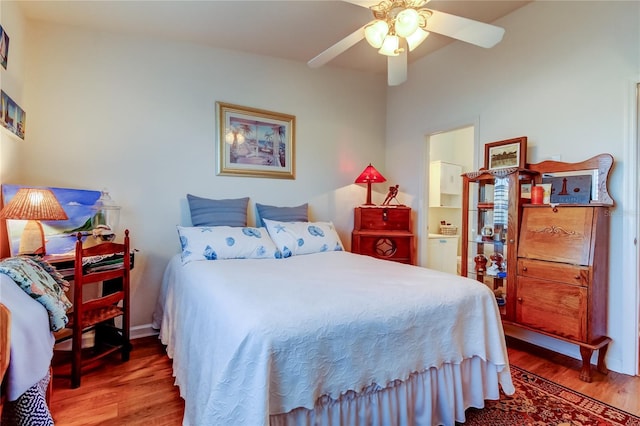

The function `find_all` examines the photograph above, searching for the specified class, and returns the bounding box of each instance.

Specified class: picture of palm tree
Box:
[228,117,286,167]
[217,102,295,179]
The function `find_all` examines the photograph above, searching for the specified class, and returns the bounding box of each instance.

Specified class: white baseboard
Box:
[131,323,159,340]
[54,323,159,351]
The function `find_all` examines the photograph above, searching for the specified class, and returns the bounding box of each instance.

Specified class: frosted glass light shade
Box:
[395,8,420,37]
[364,20,389,48]
[378,35,400,56]
[406,27,430,51]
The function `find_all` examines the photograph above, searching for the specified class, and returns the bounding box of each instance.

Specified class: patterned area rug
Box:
[461,365,640,425]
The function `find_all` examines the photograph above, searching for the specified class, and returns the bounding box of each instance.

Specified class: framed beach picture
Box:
[216,102,295,179]
[1,184,102,256]
[484,136,527,171]
[0,24,9,69]
[1,90,26,140]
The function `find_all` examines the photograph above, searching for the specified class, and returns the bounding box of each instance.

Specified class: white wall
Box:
[19,21,387,330]
[386,1,640,374]
[0,0,27,184]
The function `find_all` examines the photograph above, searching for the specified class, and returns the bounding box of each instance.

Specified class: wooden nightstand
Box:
[351,206,415,265]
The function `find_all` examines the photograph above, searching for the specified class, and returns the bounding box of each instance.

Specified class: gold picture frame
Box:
[216,102,295,179]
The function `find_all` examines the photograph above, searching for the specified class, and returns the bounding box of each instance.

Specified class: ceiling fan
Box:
[308,0,505,86]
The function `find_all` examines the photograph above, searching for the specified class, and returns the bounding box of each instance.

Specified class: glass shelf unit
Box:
[460,168,537,320]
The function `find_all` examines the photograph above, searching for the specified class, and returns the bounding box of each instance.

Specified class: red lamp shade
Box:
[354,163,387,205]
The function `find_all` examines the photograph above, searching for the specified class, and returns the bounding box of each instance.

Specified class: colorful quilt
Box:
[0,256,72,331]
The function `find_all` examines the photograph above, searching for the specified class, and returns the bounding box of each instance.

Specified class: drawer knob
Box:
[517,297,523,302]
[574,275,580,280]
[522,266,528,271]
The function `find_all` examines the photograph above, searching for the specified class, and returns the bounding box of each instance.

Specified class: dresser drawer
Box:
[517,258,589,287]
[355,207,411,232]
[516,276,587,341]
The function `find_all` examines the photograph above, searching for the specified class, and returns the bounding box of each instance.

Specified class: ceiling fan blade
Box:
[426,10,505,48]
[308,25,366,68]
[387,49,407,86]
[340,0,378,8]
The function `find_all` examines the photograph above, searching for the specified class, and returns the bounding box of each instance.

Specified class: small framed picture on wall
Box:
[484,136,527,170]
[0,24,9,69]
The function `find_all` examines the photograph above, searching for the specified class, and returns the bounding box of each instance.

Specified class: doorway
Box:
[424,125,475,273]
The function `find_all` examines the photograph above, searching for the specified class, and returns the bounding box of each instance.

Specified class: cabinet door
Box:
[427,236,458,274]
[518,206,594,265]
[354,233,414,264]
[516,276,587,341]
[440,162,462,195]
[429,161,462,207]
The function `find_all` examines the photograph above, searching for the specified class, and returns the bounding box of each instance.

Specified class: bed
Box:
[0,271,56,425]
[155,246,515,426]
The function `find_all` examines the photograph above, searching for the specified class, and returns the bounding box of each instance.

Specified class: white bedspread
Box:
[157,251,514,425]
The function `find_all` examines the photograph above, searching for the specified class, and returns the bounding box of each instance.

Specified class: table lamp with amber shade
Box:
[0,188,68,255]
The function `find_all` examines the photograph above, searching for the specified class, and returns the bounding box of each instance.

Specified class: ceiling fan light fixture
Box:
[364,20,389,48]
[395,8,420,38]
[407,0,429,7]
[406,27,429,51]
[378,35,400,56]
[417,9,432,27]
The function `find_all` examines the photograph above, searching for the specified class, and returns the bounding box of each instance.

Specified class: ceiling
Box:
[17,0,531,75]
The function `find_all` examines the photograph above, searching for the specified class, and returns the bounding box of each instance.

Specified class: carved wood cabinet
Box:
[460,153,615,382]
[511,153,615,382]
[351,206,415,265]
[516,205,610,382]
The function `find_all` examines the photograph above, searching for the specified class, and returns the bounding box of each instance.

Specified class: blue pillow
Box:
[255,203,308,227]
[187,194,249,227]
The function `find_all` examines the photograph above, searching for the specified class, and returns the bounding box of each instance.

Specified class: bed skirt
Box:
[269,356,507,426]
[1,372,54,426]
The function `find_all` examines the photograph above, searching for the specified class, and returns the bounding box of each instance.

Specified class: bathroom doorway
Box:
[424,125,475,274]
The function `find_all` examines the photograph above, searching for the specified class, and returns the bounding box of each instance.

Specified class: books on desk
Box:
[45,251,134,280]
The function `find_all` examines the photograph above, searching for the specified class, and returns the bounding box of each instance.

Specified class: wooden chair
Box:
[65,230,131,388]
[0,303,10,417]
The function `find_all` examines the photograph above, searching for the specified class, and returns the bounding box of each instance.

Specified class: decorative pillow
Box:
[177,225,280,264]
[0,256,72,331]
[263,219,344,258]
[255,203,308,227]
[187,194,249,227]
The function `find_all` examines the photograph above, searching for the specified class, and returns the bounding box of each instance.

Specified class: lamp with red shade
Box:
[355,163,387,206]
[0,188,68,255]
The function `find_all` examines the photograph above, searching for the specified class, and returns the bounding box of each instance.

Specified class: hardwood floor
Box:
[49,335,640,425]
[50,336,184,425]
